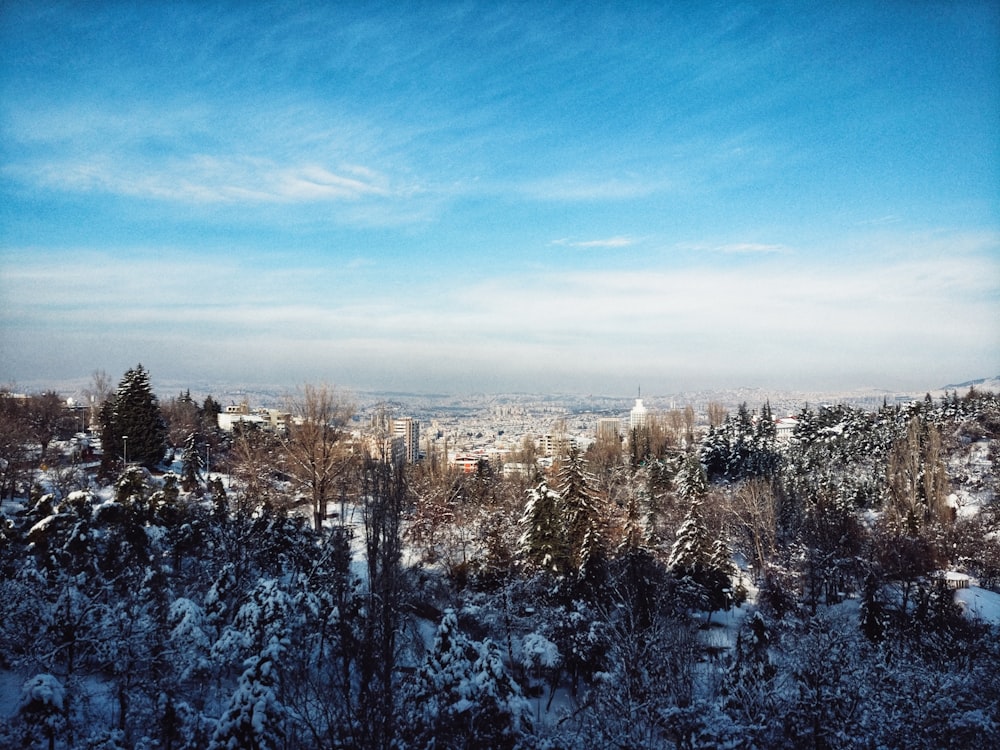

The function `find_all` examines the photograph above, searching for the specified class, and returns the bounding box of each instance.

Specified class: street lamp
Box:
[122,435,129,466]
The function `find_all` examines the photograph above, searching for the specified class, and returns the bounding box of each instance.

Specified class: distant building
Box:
[539,433,577,457]
[775,417,798,444]
[217,406,292,433]
[453,451,490,473]
[218,412,267,432]
[502,462,532,479]
[629,398,649,431]
[392,417,420,463]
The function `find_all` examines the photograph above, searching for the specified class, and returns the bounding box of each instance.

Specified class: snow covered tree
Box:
[100,365,168,470]
[723,611,776,741]
[405,611,530,750]
[781,620,870,750]
[209,640,286,750]
[557,447,606,591]
[518,477,565,575]
[213,578,291,666]
[519,632,561,711]
[404,609,477,748]
[675,454,707,503]
[180,431,204,492]
[544,602,610,697]
[701,402,781,482]
[16,673,66,750]
[668,500,735,623]
[467,638,532,748]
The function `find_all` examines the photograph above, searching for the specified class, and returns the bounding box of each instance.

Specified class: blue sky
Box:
[1,0,998,395]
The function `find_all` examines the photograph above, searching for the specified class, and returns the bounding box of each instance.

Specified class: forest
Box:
[1,367,999,749]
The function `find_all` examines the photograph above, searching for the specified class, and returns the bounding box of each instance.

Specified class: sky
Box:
[1,0,998,397]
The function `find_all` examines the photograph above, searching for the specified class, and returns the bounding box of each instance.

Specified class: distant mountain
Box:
[941,376,1000,391]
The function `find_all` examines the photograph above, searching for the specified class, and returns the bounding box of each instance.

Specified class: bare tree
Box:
[729,478,778,579]
[683,404,696,447]
[357,453,405,749]
[230,423,282,514]
[161,391,201,450]
[24,391,72,462]
[281,384,353,532]
[707,401,727,429]
[887,417,950,533]
[83,369,113,430]
[0,390,31,500]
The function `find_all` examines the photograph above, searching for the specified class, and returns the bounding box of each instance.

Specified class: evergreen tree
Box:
[723,611,776,743]
[100,365,168,469]
[404,609,477,749]
[180,432,205,492]
[467,638,532,749]
[518,477,565,575]
[557,447,604,583]
[202,395,222,425]
[668,500,735,622]
[676,454,707,502]
[208,640,286,750]
[859,571,886,644]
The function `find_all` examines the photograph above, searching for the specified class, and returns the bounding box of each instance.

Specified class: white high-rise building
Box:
[629,398,649,431]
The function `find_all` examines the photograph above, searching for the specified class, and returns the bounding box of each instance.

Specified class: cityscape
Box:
[1,1,998,748]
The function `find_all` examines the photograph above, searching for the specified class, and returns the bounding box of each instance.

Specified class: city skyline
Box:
[2,1,998,395]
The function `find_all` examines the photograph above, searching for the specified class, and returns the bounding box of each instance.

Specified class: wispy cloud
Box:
[856,215,903,227]
[678,241,792,255]
[550,236,637,249]
[8,155,397,204]
[520,174,667,202]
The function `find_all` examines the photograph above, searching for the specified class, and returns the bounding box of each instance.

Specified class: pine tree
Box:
[180,432,204,492]
[468,638,531,749]
[668,500,713,574]
[100,365,168,469]
[518,477,565,575]
[208,640,286,750]
[404,609,477,749]
[859,571,886,644]
[676,454,708,502]
[557,447,604,582]
[668,499,735,622]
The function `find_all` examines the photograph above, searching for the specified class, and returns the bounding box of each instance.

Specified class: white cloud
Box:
[550,236,637,249]
[9,155,396,204]
[677,241,791,255]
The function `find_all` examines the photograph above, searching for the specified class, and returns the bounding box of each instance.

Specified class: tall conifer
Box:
[100,365,168,469]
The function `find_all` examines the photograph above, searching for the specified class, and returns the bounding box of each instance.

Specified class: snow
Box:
[27,514,58,536]
[19,673,65,711]
[946,439,996,518]
[955,586,1000,625]
[521,633,560,670]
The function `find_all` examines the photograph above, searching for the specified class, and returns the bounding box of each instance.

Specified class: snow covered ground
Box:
[956,586,1000,625]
